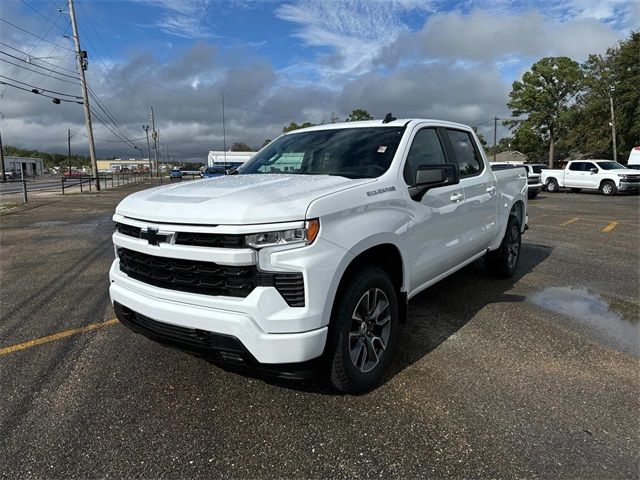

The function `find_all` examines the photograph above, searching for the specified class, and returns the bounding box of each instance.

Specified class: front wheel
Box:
[546,178,559,192]
[485,215,522,278]
[328,267,399,393]
[600,181,617,196]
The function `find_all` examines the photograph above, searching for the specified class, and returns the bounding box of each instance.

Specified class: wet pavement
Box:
[0,186,638,479]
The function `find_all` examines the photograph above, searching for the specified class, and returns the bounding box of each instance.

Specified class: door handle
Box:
[450,193,464,202]
[486,186,496,195]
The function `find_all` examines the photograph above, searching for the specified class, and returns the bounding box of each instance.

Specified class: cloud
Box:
[133,0,216,39]
[276,0,433,76]
[377,9,623,67]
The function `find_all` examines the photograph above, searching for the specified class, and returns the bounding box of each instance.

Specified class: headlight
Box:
[246,219,320,249]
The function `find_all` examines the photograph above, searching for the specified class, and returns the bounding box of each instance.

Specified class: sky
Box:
[0,0,638,161]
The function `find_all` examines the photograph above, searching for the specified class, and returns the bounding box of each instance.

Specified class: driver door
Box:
[402,127,467,293]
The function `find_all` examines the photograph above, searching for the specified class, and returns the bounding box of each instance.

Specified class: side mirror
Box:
[589,167,598,174]
[410,164,460,201]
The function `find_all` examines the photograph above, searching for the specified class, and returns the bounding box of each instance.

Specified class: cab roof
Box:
[286,118,474,134]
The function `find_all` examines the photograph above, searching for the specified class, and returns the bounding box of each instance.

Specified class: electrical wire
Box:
[0,50,79,79]
[71,129,146,143]
[0,41,78,75]
[0,80,82,103]
[87,87,141,147]
[0,74,82,98]
[0,17,74,52]
[20,0,68,34]
[0,57,80,86]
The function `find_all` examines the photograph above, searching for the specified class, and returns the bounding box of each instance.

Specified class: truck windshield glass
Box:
[237,127,405,179]
[596,161,626,170]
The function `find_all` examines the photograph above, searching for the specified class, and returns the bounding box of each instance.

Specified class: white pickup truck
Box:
[109,117,528,392]
[542,160,640,195]
[490,162,543,199]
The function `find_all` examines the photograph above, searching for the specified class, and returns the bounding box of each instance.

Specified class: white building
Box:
[3,156,44,177]
[207,151,255,167]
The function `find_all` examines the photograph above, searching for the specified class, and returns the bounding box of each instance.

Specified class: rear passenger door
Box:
[564,162,585,187]
[442,128,499,257]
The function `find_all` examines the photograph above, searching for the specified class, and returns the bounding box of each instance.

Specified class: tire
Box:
[328,267,399,393]
[600,180,617,196]
[546,178,559,193]
[485,215,522,279]
[528,191,538,200]
[571,188,581,193]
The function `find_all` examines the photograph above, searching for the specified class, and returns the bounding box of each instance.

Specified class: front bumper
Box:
[110,261,328,365]
[618,181,640,192]
[527,183,543,193]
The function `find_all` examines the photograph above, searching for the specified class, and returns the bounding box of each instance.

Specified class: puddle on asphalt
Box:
[528,286,639,358]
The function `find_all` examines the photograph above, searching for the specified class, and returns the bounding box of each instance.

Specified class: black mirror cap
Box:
[590,167,598,173]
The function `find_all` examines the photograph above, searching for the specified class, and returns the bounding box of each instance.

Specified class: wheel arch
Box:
[327,243,407,329]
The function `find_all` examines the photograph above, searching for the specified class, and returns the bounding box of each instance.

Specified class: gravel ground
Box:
[0,186,638,479]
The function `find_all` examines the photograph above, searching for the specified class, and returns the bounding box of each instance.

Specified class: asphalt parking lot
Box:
[1,187,638,479]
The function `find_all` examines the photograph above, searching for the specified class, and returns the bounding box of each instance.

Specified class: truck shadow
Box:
[259,241,552,395]
[385,242,553,384]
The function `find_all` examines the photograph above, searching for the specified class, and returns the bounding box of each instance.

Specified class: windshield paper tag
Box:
[377,146,387,153]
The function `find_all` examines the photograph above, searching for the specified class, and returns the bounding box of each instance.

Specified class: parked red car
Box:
[63,171,85,177]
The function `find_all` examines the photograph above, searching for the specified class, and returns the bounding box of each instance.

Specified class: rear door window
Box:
[445,129,483,177]
[568,162,584,171]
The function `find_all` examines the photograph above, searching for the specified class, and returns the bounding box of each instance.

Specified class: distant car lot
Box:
[0,186,638,478]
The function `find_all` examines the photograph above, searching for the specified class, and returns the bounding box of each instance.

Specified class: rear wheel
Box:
[546,178,559,193]
[328,267,399,393]
[485,215,522,279]
[600,181,617,196]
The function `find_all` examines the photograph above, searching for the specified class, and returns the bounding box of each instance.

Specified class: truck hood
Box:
[115,174,374,225]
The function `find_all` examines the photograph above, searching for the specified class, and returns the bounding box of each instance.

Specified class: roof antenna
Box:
[382,112,396,124]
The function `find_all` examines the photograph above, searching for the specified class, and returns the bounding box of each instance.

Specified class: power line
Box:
[0,74,82,98]
[70,129,146,143]
[0,17,74,52]
[0,51,79,80]
[20,0,68,34]
[0,57,80,85]
[0,41,78,74]
[87,87,141,147]
[0,80,82,103]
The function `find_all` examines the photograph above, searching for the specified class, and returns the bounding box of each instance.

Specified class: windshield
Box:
[596,161,626,170]
[238,127,406,179]
[531,165,549,173]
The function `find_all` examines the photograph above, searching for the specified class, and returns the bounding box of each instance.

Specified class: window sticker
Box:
[377,146,388,153]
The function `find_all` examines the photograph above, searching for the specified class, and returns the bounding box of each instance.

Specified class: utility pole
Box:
[67,0,99,190]
[609,87,617,162]
[67,129,72,174]
[493,117,498,162]
[0,127,5,182]
[143,125,152,173]
[150,107,159,175]
[221,92,227,167]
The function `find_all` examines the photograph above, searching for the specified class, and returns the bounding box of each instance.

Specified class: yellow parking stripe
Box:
[560,217,579,226]
[0,319,118,357]
[602,221,619,233]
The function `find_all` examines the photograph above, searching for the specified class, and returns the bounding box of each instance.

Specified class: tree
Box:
[329,112,340,124]
[345,109,373,122]
[260,139,271,148]
[508,57,583,166]
[567,31,640,159]
[231,142,252,151]
[282,122,315,133]
[472,127,487,147]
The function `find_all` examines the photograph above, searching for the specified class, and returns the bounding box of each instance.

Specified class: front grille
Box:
[115,222,246,248]
[175,232,245,248]
[527,178,539,185]
[622,176,640,183]
[118,248,256,298]
[117,248,305,306]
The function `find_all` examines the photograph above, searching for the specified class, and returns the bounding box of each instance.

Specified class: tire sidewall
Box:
[601,181,616,196]
[547,179,558,192]
[332,268,399,392]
